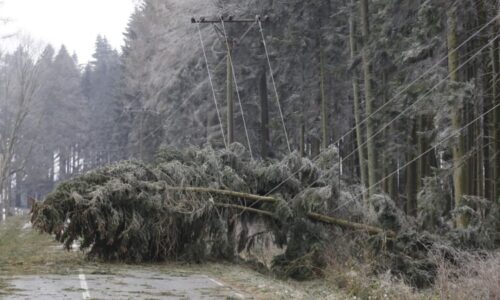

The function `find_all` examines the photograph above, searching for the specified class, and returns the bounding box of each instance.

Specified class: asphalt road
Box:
[2,268,246,299]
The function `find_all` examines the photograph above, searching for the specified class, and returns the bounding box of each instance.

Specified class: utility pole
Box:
[192,15,268,149]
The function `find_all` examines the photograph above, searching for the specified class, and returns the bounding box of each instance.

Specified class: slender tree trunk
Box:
[417,114,436,192]
[6,176,12,215]
[477,114,484,197]
[464,16,478,197]
[493,18,500,203]
[311,137,321,158]
[300,121,306,158]
[360,0,377,198]
[139,113,144,161]
[259,66,269,159]
[320,39,329,150]
[447,5,467,228]
[227,41,234,145]
[15,171,21,208]
[406,121,418,217]
[349,0,368,203]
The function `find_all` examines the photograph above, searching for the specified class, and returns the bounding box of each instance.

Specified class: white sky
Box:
[1,0,138,64]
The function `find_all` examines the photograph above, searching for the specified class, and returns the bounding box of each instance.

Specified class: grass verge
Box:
[0,216,85,276]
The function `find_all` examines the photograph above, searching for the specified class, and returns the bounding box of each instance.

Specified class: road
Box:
[2,267,246,299]
[1,217,342,299]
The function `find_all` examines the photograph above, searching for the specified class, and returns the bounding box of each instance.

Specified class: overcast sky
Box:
[1,0,138,64]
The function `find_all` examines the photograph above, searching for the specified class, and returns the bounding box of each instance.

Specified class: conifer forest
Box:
[1,0,500,298]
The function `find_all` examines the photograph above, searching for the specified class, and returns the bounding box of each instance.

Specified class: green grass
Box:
[0,216,85,276]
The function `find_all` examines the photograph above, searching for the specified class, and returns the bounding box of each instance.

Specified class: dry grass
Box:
[434,250,500,300]
[323,260,429,300]
[320,240,427,300]
[320,238,500,300]
[0,216,85,276]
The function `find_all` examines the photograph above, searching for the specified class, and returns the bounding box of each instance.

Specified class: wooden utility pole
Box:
[193,15,268,150]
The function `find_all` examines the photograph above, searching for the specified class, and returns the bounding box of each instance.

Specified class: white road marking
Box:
[78,269,91,299]
[208,277,224,287]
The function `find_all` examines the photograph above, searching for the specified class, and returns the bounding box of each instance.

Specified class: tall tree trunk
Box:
[349,0,368,203]
[15,171,21,208]
[464,17,478,197]
[447,5,467,228]
[320,40,329,150]
[227,42,235,145]
[360,0,377,198]
[311,137,321,158]
[259,66,269,159]
[417,113,437,189]
[406,121,418,217]
[493,17,500,203]
[300,121,306,158]
[477,113,484,197]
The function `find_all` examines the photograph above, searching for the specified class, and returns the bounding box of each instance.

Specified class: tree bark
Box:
[227,41,235,145]
[320,38,329,150]
[493,17,500,203]
[349,0,368,204]
[406,121,418,217]
[447,5,467,228]
[259,66,270,159]
[311,137,321,158]
[360,0,377,198]
[300,121,306,158]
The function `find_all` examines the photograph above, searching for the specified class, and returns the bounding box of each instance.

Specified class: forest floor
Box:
[0,216,349,299]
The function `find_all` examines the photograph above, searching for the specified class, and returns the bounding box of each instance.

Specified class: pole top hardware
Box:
[191,15,269,24]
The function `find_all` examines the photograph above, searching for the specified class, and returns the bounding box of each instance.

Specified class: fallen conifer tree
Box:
[31,144,499,287]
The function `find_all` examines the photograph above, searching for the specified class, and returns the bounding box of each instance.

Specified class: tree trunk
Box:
[300,121,306,158]
[360,0,377,198]
[350,0,368,204]
[311,137,321,158]
[406,121,418,217]
[417,114,436,190]
[320,38,329,150]
[493,19,500,203]
[227,41,235,145]
[447,5,467,228]
[259,66,269,159]
[15,171,22,208]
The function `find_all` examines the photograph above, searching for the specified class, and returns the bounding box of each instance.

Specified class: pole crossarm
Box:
[191,15,268,24]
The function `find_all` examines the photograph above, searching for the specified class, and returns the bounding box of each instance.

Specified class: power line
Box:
[220,17,254,159]
[125,20,261,152]
[333,2,496,151]
[291,32,500,199]
[331,100,500,215]
[258,19,292,154]
[197,22,228,149]
[263,13,499,196]
[341,32,500,164]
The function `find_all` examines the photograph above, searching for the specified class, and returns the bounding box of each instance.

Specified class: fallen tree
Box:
[30,144,498,287]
